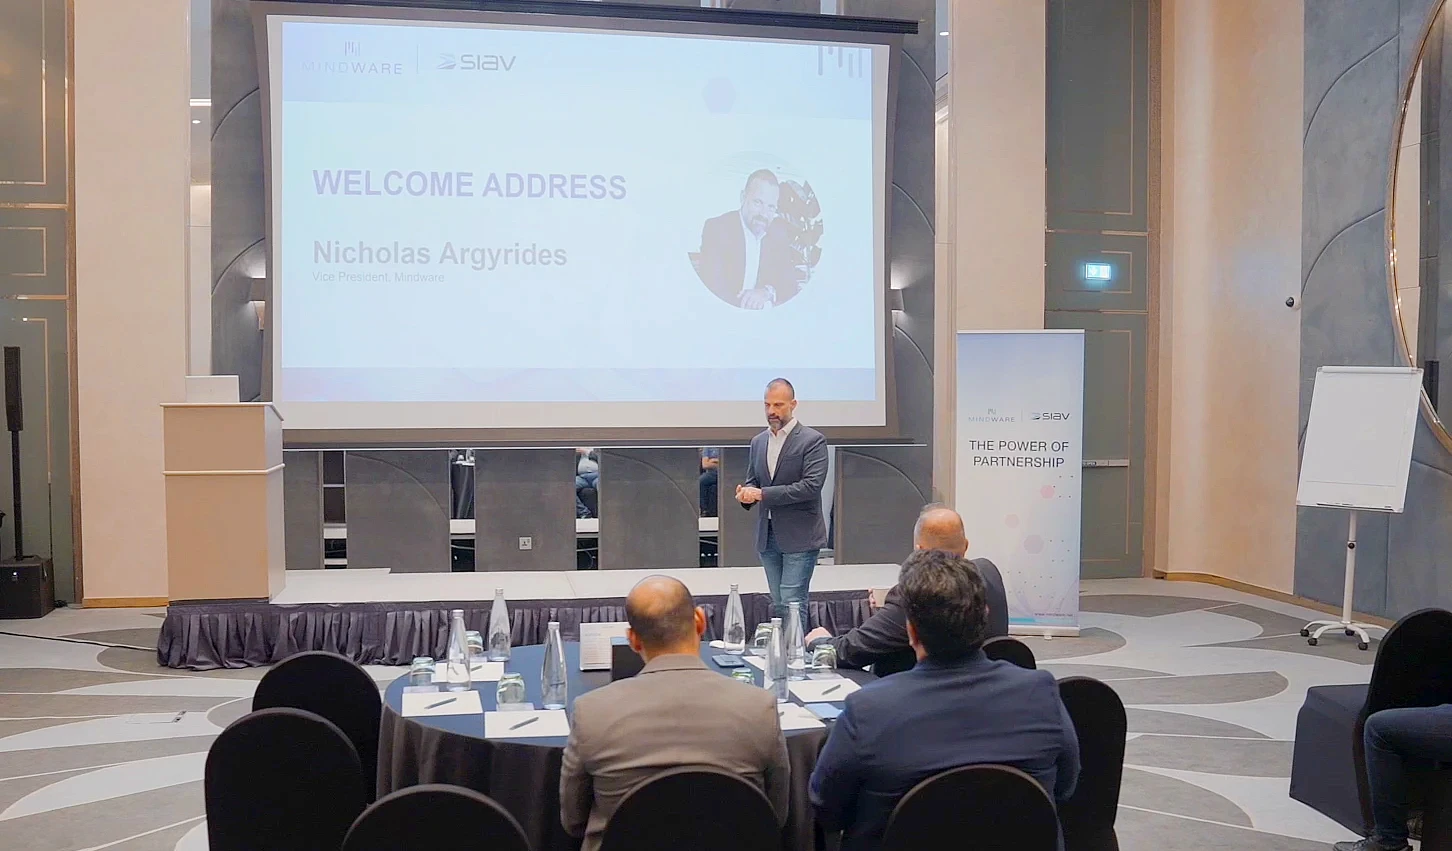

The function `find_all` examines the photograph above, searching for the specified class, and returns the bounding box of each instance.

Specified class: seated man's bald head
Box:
[913,504,968,557]
[625,576,703,655]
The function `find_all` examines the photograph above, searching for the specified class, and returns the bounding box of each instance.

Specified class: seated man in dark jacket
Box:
[805,504,1009,674]
[809,548,1079,851]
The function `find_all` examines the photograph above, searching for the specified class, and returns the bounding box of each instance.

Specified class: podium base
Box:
[0,556,55,619]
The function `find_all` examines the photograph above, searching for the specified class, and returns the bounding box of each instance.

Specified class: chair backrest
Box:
[254,650,383,798]
[883,764,1059,851]
[1057,676,1127,851]
[342,784,529,851]
[983,635,1037,670]
[973,558,1012,638]
[205,707,367,851]
[599,767,778,851]
[1365,608,1452,716]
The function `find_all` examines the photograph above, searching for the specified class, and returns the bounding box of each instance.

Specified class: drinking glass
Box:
[731,669,757,686]
[409,656,435,687]
[496,672,528,709]
[465,630,485,662]
[749,623,774,656]
[810,643,838,677]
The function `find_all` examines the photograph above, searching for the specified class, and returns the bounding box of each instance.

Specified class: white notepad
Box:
[741,655,768,671]
[484,709,571,739]
[580,622,630,671]
[776,702,825,732]
[433,661,505,683]
[402,690,484,718]
[789,678,859,703]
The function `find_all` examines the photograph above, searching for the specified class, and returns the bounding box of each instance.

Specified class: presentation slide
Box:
[264,14,891,433]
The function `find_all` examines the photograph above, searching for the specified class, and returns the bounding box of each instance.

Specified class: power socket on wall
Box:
[518,536,533,551]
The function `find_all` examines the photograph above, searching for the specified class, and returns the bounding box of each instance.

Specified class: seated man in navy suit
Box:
[803,504,1010,675]
[809,548,1080,851]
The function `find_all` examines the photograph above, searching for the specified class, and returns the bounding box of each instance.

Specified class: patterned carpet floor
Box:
[0,578,1369,850]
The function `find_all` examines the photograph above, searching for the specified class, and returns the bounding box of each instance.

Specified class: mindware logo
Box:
[963,408,1017,424]
[818,45,867,78]
[300,40,405,76]
[436,53,517,72]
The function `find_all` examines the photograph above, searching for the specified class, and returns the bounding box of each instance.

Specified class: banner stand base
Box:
[1008,625,1081,639]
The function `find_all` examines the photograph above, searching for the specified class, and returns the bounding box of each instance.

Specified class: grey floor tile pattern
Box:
[0,579,1368,849]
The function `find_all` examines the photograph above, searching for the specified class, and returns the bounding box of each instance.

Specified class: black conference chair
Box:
[342,784,529,851]
[1057,676,1127,851]
[983,635,1037,670]
[599,768,778,851]
[1290,608,1452,834]
[205,707,368,851]
[883,764,1059,851]
[254,650,383,799]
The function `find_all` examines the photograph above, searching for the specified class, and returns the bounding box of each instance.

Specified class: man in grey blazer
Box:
[560,576,790,851]
[736,378,829,618]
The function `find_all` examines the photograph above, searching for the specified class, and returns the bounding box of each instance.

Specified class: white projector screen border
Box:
[250,1,908,448]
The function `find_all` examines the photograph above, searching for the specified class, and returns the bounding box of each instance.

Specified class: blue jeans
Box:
[575,472,598,518]
[759,521,819,621]
[1364,705,1452,844]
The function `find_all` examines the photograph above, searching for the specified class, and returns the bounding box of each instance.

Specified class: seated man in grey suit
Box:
[560,576,791,851]
[804,504,1010,675]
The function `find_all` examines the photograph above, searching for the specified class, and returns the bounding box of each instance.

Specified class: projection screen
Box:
[252,2,903,446]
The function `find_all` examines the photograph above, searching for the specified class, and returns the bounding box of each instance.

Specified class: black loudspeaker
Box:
[0,556,54,619]
[4,346,20,433]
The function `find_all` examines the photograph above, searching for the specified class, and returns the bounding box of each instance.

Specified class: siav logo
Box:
[437,53,516,72]
[1030,412,1073,421]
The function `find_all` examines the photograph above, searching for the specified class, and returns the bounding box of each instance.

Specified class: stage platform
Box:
[157,564,899,670]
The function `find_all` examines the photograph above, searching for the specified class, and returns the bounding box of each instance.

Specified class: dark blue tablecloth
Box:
[379,641,872,851]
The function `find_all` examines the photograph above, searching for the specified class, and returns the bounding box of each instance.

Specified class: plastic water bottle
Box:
[542,621,568,710]
[723,584,746,654]
[445,609,472,692]
[765,617,788,701]
[487,588,511,661]
[786,602,808,681]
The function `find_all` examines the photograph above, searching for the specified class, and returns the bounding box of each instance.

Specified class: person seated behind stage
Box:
[560,576,790,851]
[803,504,1009,674]
[699,447,720,517]
[575,448,599,519]
[809,549,1079,851]
[1332,704,1452,851]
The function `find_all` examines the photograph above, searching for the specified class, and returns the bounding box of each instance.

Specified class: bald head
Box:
[913,504,968,557]
[625,576,705,658]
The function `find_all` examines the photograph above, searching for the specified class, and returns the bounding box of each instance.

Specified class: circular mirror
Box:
[1392,0,1452,448]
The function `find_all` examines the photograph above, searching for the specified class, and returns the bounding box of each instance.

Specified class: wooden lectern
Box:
[162,403,285,602]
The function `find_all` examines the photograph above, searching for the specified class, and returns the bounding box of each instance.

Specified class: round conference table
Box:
[378,641,874,851]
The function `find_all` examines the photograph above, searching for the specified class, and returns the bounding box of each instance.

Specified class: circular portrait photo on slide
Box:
[688,168,824,310]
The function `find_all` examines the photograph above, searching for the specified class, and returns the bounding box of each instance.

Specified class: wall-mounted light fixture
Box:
[888,288,905,313]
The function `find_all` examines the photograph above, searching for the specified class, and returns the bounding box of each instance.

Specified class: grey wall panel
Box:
[717,446,759,567]
[1297,0,1451,618]
[344,450,451,573]
[0,0,74,599]
[1387,460,1452,613]
[474,449,575,571]
[834,450,919,566]
[1047,0,1149,234]
[211,0,265,400]
[598,449,699,570]
[835,0,935,562]
[283,450,323,570]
